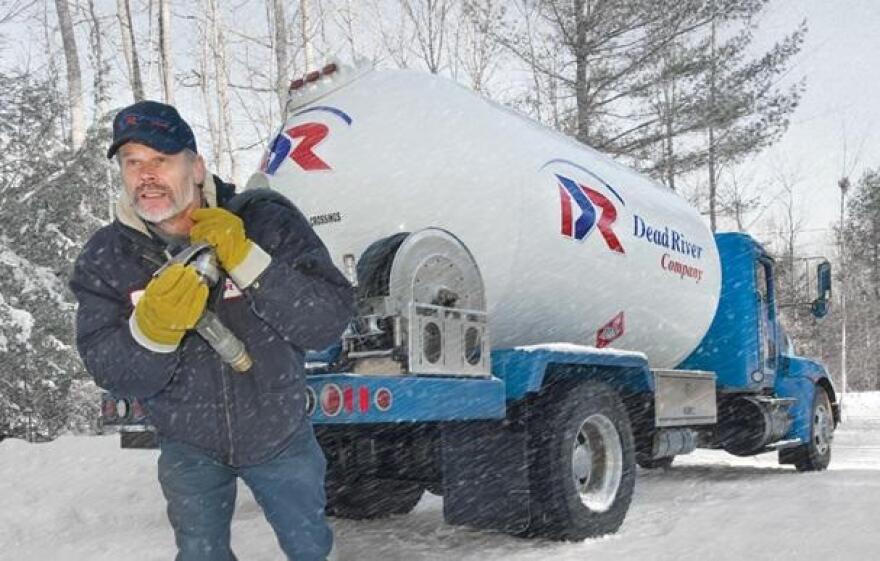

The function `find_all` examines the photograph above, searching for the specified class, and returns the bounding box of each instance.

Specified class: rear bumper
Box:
[306,373,507,424]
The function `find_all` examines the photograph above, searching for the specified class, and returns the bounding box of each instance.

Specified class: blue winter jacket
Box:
[70,177,354,466]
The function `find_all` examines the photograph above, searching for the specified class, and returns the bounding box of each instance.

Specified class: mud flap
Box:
[441,416,531,533]
[120,428,158,449]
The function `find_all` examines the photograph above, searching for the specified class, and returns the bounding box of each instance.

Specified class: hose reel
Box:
[346,228,490,377]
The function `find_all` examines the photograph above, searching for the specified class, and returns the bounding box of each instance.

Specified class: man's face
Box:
[118,142,205,225]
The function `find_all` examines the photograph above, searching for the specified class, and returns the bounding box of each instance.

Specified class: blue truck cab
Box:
[680,233,838,459]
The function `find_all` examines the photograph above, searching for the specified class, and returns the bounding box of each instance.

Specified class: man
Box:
[70,100,353,561]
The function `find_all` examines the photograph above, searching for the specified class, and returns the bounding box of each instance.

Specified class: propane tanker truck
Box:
[100,62,838,541]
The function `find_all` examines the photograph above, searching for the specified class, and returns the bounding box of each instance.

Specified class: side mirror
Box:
[811,261,832,318]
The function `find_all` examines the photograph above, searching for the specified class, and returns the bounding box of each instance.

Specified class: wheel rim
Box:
[813,400,833,456]
[571,413,623,512]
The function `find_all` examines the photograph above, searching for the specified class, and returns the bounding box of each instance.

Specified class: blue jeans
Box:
[157,426,333,561]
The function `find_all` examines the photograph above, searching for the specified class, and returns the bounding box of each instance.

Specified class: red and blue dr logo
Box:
[556,173,625,255]
[261,106,352,176]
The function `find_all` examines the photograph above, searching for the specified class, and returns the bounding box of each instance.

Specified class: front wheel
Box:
[524,380,636,540]
[779,386,833,471]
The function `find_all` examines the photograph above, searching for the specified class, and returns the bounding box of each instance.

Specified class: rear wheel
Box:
[779,386,833,471]
[524,380,636,540]
[325,473,424,519]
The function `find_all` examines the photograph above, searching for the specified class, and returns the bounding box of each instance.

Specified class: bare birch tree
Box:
[774,165,806,297]
[54,0,85,149]
[158,0,175,103]
[39,0,64,140]
[716,169,760,233]
[118,0,145,101]
[335,0,358,62]
[399,0,452,74]
[196,9,220,173]
[365,0,413,68]
[301,0,314,69]
[272,0,290,114]
[82,0,110,120]
[206,0,237,180]
[456,0,505,93]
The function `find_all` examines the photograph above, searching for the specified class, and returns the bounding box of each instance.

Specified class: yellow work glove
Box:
[190,208,253,272]
[133,263,209,349]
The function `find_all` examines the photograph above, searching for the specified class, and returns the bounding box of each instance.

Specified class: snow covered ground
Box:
[2,393,879,561]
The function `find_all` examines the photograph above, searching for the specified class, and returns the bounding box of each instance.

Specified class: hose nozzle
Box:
[158,243,253,373]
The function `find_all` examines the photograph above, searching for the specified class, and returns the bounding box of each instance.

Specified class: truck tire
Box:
[778,386,833,471]
[637,456,674,470]
[524,380,636,540]
[325,475,424,520]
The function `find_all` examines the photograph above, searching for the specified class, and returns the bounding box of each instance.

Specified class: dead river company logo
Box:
[633,214,705,283]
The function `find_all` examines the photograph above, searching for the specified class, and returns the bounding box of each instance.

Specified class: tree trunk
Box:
[198,5,220,173]
[54,0,85,149]
[41,1,64,141]
[273,0,289,115]
[400,0,451,74]
[708,125,717,231]
[85,0,110,121]
[517,0,543,120]
[118,0,145,101]
[343,0,357,62]
[159,0,175,103]
[208,0,237,181]
[662,69,677,191]
[664,122,676,191]
[301,0,314,70]
[707,17,718,232]
[574,0,590,144]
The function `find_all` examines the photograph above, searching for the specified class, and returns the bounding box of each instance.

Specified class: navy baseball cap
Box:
[107,100,197,159]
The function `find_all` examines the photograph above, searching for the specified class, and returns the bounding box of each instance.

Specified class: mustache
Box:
[135,183,171,195]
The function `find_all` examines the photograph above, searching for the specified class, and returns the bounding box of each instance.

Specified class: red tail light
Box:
[358,386,370,414]
[131,399,147,420]
[101,398,117,420]
[343,385,354,414]
[374,388,393,412]
[320,384,342,417]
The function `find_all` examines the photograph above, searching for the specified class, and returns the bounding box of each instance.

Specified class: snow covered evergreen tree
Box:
[0,69,115,438]
[840,170,880,390]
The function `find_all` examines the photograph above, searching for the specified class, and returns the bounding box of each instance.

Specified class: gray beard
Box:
[132,182,198,224]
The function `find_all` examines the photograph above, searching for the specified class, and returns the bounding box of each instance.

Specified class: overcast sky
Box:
[747,0,879,255]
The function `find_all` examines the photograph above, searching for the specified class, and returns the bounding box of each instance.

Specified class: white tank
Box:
[253,64,721,368]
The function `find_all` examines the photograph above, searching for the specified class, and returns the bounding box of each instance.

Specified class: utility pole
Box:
[838,176,849,421]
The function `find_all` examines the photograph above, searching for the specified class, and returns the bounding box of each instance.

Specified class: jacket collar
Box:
[115,174,219,237]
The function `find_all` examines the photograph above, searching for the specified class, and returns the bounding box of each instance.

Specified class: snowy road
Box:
[2,395,879,561]
[338,418,880,561]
